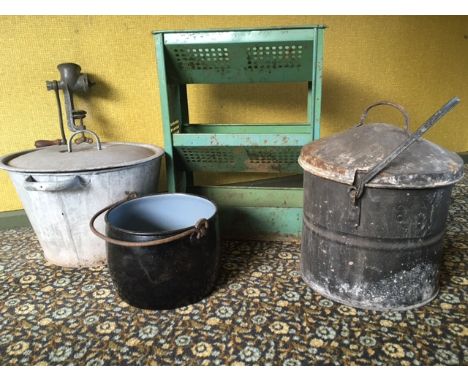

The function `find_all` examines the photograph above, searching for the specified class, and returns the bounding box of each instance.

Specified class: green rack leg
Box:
[155,34,177,193]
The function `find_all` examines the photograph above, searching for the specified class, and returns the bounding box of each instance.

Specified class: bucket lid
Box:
[0,142,164,173]
[299,123,464,189]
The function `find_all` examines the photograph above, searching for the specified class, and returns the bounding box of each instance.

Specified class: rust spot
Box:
[243,158,281,172]
[210,135,219,146]
[300,147,347,176]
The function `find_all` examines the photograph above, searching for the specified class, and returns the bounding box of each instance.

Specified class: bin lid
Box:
[298,123,464,189]
[0,142,164,173]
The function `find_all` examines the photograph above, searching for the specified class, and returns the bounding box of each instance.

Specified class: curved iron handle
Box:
[89,193,209,247]
[359,100,410,132]
[24,175,89,192]
[350,97,461,203]
[67,129,102,153]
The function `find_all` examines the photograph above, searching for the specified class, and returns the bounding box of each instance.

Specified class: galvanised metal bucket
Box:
[0,142,164,267]
[90,193,220,310]
[298,99,464,311]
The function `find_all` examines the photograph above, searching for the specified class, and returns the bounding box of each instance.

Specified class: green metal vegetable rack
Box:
[153,25,325,239]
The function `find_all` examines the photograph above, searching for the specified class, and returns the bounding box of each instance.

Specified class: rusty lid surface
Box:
[0,142,164,173]
[299,123,464,188]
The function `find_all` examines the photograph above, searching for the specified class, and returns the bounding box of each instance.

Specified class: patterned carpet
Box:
[0,170,466,365]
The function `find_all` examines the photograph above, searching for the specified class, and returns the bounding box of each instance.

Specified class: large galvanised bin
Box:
[0,142,164,267]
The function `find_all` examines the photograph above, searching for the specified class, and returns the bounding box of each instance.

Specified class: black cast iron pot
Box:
[91,193,220,310]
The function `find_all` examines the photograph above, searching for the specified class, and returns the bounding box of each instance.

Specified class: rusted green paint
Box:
[182,124,312,134]
[173,133,312,147]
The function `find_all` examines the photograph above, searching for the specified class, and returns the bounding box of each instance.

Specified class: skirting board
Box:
[0,210,31,230]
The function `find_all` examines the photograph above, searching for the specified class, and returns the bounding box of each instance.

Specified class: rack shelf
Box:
[153,26,325,239]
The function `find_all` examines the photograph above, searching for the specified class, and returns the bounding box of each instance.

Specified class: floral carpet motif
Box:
[0,170,466,365]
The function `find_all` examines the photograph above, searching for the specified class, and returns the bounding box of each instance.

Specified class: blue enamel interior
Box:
[107,194,216,234]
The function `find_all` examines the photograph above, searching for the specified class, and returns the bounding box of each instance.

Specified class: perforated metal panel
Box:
[245,44,304,70]
[176,146,301,173]
[245,147,300,165]
[178,147,236,165]
[173,47,231,70]
[163,28,316,83]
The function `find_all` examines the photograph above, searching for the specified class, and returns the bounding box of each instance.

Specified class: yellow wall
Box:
[0,16,467,212]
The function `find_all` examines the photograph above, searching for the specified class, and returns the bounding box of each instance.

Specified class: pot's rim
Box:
[0,142,164,174]
[104,193,218,237]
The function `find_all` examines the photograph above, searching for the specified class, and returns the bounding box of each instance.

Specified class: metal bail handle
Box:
[67,129,102,153]
[359,100,410,132]
[350,97,461,203]
[89,193,210,247]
